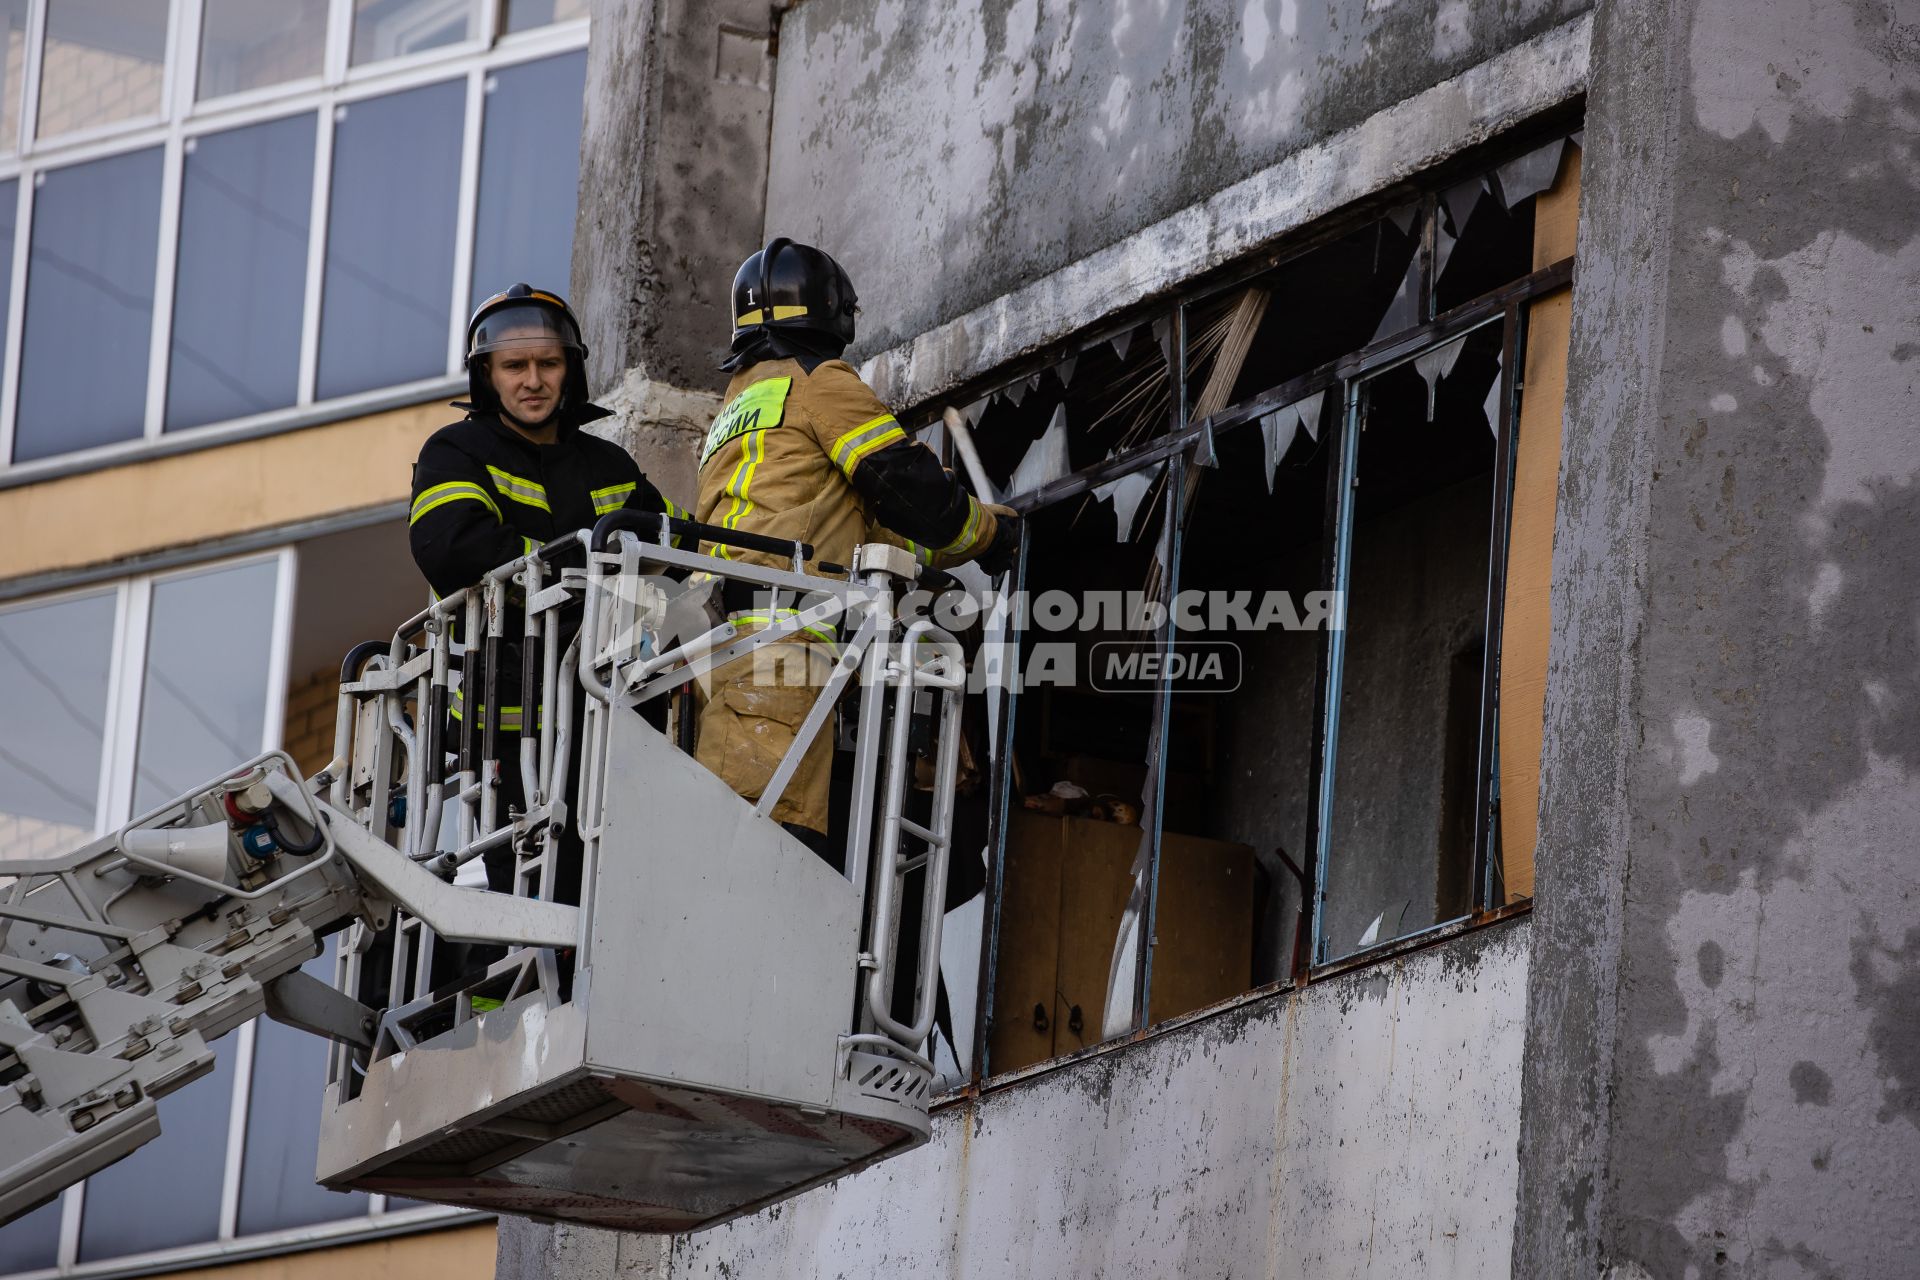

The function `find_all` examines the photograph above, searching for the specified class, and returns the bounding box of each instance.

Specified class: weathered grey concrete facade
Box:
[527,0,1920,1275]
[1517,0,1920,1275]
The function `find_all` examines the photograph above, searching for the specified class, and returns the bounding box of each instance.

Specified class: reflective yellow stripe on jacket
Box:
[937,495,988,557]
[449,686,545,734]
[731,610,839,647]
[411,481,500,525]
[486,466,550,512]
[713,430,766,559]
[590,482,636,516]
[828,413,906,476]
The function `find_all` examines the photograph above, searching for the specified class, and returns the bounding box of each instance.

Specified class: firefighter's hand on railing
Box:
[977,505,1023,578]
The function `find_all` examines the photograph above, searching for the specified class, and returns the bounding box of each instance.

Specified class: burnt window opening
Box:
[1321,329,1502,962]
[965,322,1175,503]
[958,128,1579,1086]
[988,477,1174,1074]
[1168,402,1332,992]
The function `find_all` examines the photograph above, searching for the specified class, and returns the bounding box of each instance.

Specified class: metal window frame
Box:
[950,146,1578,1095]
[0,0,586,475]
[0,538,499,1279]
[0,547,484,1279]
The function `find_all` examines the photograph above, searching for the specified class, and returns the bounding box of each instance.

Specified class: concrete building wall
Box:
[1517,0,1920,1275]
[766,0,1590,365]
[500,921,1530,1280]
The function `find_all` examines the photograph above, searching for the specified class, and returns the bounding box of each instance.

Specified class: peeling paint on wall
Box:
[667,924,1531,1279]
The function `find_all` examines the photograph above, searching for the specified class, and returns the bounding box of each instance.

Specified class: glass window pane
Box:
[197,0,328,100]
[351,0,472,66]
[14,147,162,464]
[1322,332,1502,962]
[316,80,463,401]
[0,178,16,369]
[36,0,167,139]
[469,50,586,308]
[0,1196,63,1272]
[502,0,587,34]
[0,0,29,155]
[239,938,370,1233]
[132,559,280,814]
[167,114,316,431]
[0,591,113,862]
[78,1039,237,1260]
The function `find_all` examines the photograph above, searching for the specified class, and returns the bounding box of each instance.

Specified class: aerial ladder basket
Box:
[0,513,972,1233]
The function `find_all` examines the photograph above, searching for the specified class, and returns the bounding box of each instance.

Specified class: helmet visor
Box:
[468,302,581,360]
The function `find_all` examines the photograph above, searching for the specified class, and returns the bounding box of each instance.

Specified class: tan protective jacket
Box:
[693,357,999,572]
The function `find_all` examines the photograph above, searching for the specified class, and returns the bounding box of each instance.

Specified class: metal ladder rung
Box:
[897,817,945,849]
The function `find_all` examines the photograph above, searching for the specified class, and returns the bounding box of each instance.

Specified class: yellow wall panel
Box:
[0,401,449,582]
[159,1223,495,1280]
[1497,142,1580,902]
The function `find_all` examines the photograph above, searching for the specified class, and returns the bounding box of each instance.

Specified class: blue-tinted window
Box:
[14,148,162,463]
[167,114,316,431]
[238,938,370,1233]
[351,0,471,66]
[0,0,28,154]
[132,558,279,813]
[198,0,328,100]
[316,81,463,401]
[78,1038,237,1260]
[0,179,15,394]
[0,1196,61,1273]
[0,589,113,860]
[469,51,586,309]
[503,0,588,35]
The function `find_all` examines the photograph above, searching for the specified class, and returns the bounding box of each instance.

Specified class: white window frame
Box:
[2,545,484,1280]
[0,0,587,480]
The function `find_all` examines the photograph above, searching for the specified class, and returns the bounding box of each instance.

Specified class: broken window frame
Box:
[943,130,1578,1095]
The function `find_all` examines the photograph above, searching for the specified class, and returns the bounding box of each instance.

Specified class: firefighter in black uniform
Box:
[409,284,683,895]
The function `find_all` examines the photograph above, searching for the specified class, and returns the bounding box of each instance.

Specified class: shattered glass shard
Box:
[1152,315,1173,363]
[1413,336,1467,421]
[1195,420,1219,468]
[1494,138,1567,210]
[1008,402,1070,495]
[1110,327,1133,361]
[1385,201,1419,237]
[1371,254,1421,342]
[1094,466,1157,540]
[1442,177,1485,239]
[1296,389,1325,442]
[1435,217,1459,279]
[1057,353,1078,387]
[1259,405,1298,492]
[1483,349,1504,434]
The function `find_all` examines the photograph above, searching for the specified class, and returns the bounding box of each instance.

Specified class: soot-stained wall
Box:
[1518,0,1920,1275]
[765,0,1590,358]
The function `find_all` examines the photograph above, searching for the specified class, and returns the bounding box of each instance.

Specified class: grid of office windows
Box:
[0,551,476,1278]
[0,0,588,471]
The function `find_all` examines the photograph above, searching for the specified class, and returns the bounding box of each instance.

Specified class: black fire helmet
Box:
[464,283,590,422]
[728,239,859,351]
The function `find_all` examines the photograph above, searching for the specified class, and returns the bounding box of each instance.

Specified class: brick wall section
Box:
[0,813,91,862]
[282,665,340,778]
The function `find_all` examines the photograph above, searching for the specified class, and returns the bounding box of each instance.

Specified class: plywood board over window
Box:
[1497,142,1581,903]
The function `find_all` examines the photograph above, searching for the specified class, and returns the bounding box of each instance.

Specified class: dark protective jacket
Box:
[409,405,681,598]
[409,405,683,731]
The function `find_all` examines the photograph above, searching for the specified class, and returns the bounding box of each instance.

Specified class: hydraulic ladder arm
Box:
[0,751,578,1226]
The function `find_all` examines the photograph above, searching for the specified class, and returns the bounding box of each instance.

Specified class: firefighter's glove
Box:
[977,505,1023,578]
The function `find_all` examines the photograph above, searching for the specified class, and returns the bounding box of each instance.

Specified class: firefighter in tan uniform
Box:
[694,239,1021,863]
